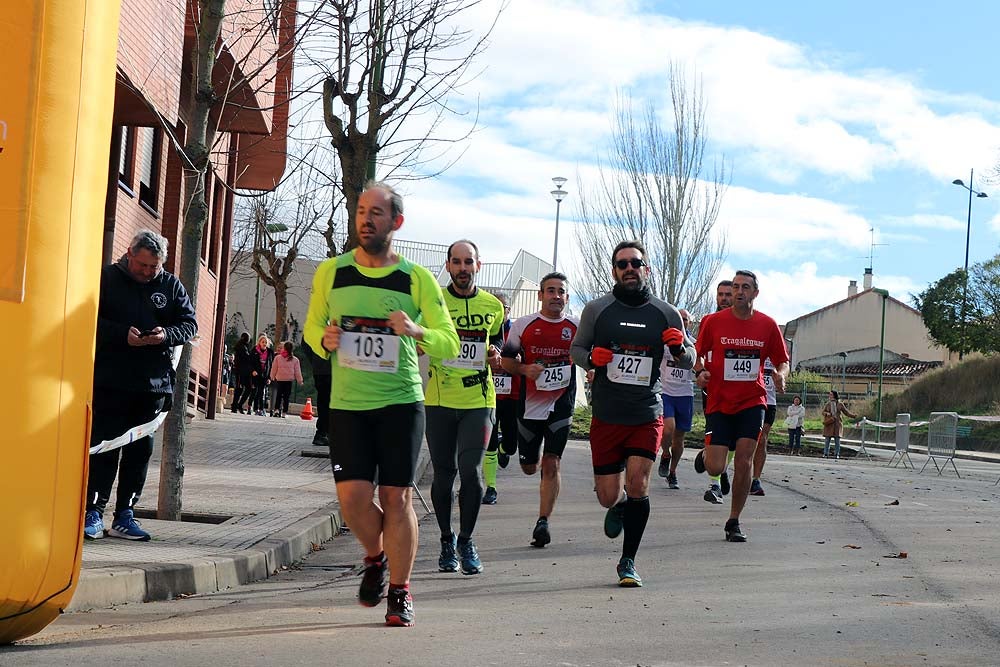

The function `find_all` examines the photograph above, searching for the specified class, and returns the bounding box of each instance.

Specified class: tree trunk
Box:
[158,0,225,521]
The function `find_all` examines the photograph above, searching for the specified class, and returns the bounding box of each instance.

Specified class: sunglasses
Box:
[614,258,645,270]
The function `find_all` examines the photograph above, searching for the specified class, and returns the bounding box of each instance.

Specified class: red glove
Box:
[662,327,684,346]
[590,347,614,367]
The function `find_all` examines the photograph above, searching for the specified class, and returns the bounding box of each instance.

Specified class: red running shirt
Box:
[696,309,788,415]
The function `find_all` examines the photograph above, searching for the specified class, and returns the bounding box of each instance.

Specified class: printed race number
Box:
[442,329,487,370]
[606,353,653,386]
[493,374,512,395]
[535,363,572,391]
[338,316,400,373]
[723,350,760,382]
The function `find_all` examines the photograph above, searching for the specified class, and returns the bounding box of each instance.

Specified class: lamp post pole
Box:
[550,177,568,270]
[872,288,889,443]
[951,170,988,360]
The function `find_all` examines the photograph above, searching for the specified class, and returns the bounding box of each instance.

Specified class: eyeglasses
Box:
[614,258,645,270]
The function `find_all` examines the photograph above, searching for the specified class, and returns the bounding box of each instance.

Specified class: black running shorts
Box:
[705,406,765,451]
[328,402,425,486]
[517,409,573,465]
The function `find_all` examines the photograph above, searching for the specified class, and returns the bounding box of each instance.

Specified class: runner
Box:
[750,358,778,496]
[425,240,504,576]
[304,181,459,627]
[481,293,523,505]
[656,309,696,490]
[701,280,733,505]
[571,240,693,586]
[693,270,788,542]
[500,273,578,548]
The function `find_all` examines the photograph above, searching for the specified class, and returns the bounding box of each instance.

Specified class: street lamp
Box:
[951,170,988,360]
[550,176,568,270]
[838,351,847,394]
[871,288,889,441]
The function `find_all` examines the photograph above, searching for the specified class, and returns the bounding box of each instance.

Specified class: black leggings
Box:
[487,399,521,455]
[426,406,494,540]
[252,375,268,412]
[273,380,292,413]
[233,375,253,410]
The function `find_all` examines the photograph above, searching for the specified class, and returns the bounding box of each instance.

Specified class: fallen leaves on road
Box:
[843,544,862,549]
[883,552,908,559]
[800,505,808,510]
[845,501,859,507]
[885,499,900,506]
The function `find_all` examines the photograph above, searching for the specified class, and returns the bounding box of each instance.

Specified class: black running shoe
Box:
[438,534,459,572]
[720,471,730,495]
[531,518,551,548]
[358,554,388,606]
[657,454,670,478]
[703,485,723,505]
[482,486,498,505]
[725,518,747,542]
[667,473,679,490]
[603,502,625,539]
[749,479,765,496]
[384,588,414,627]
[497,450,510,469]
[694,449,706,474]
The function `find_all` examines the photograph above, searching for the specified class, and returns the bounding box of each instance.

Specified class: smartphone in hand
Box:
[139,330,157,338]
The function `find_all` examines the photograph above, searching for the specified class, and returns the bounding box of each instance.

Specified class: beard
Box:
[617,273,645,293]
[451,272,473,289]
[359,229,390,255]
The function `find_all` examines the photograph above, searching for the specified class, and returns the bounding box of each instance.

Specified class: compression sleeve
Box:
[570,300,598,369]
[412,266,460,359]
[304,258,337,361]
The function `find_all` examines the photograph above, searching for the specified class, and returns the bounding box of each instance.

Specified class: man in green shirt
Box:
[304,181,459,627]
[425,240,504,576]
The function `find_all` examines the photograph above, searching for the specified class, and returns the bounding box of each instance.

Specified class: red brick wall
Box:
[117,0,185,126]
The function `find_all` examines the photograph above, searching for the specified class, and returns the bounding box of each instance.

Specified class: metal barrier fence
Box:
[921,412,961,477]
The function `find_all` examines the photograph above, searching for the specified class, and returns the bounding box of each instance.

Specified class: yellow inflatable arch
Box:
[0,0,120,643]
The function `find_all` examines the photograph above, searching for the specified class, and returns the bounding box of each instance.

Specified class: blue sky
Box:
[311,0,1000,324]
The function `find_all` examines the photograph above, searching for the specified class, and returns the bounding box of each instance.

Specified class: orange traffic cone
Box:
[300,397,314,421]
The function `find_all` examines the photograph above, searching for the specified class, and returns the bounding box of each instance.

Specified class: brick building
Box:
[105,0,296,414]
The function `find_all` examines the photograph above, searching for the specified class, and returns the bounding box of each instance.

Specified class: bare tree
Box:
[309,0,504,254]
[574,65,729,317]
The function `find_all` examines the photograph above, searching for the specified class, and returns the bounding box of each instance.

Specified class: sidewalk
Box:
[72,411,421,611]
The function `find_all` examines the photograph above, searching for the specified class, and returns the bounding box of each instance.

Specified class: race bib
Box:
[443,329,487,370]
[493,373,512,395]
[723,349,760,382]
[338,316,400,373]
[535,362,572,391]
[763,371,774,390]
[607,352,653,386]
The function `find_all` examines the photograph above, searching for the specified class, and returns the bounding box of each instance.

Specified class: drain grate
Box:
[132,509,234,524]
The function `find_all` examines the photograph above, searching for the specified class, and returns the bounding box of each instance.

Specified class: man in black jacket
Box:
[84,229,197,541]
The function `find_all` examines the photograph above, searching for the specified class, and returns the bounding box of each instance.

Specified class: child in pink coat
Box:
[269,341,304,417]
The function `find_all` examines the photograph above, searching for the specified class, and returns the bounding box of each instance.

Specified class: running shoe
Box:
[694,448,706,473]
[749,479,765,496]
[384,588,414,627]
[358,554,388,606]
[108,509,151,541]
[657,454,670,478]
[458,538,483,575]
[667,473,679,490]
[724,518,748,542]
[481,486,498,505]
[531,517,551,548]
[84,510,105,540]
[311,432,329,447]
[703,484,723,505]
[616,557,642,587]
[438,534,459,572]
[603,502,625,539]
[720,471,730,496]
[497,450,510,469]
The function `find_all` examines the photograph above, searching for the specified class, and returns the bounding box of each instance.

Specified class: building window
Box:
[118,126,136,194]
[136,126,161,213]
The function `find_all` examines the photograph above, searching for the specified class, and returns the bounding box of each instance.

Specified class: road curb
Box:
[67,448,432,611]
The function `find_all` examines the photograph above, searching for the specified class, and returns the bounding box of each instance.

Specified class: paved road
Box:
[9,443,1000,666]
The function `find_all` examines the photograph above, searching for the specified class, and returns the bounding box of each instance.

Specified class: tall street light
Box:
[550,176,568,270]
[871,288,889,442]
[951,169,988,360]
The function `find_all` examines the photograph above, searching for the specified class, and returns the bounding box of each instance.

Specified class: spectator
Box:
[231,332,254,413]
[822,390,856,459]
[785,396,805,455]
[84,229,197,541]
[269,340,304,417]
[250,334,274,415]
